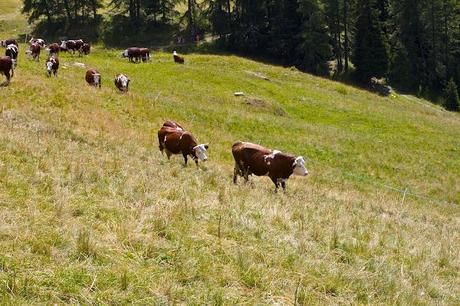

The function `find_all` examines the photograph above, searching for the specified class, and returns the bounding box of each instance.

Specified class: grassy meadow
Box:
[1,3,460,303]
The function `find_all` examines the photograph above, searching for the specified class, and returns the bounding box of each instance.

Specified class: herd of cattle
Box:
[0,37,309,191]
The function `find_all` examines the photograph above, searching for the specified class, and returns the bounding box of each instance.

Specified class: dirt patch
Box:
[244,98,287,116]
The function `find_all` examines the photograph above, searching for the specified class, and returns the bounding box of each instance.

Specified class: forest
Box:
[21,0,460,110]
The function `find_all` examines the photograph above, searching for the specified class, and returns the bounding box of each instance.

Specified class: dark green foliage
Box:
[352,0,389,81]
[443,79,460,111]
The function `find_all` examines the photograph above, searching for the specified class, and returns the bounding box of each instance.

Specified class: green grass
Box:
[1,3,460,304]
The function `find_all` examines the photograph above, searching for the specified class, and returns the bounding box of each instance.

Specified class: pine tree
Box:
[352,0,389,81]
[443,78,460,111]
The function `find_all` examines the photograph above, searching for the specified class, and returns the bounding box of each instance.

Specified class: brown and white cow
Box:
[46,43,60,56]
[158,121,208,166]
[1,39,18,47]
[114,73,130,92]
[5,44,18,68]
[0,56,14,84]
[28,43,41,61]
[140,48,150,62]
[232,141,308,192]
[82,43,90,55]
[86,68,101,88]
[173,51,184,64]
[46,56,59,77]
[60,39,84,55]
[122,47,141,63]
[29,37,45,47]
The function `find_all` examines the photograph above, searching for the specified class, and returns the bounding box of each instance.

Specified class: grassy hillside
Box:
[1,4,460,304]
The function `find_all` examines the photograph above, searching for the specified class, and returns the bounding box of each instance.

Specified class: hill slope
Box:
[1,8,460,301]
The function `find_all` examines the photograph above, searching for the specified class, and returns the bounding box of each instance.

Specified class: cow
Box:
[29,37,45,47]
[29,43,41,61]
[0,56,14,84]
[232,141,308,192]
[5,44,18,68]
[85,68,101,88]
[114,74,130,92]
[173,51,184,64]
[158,121,208,166]
[60,39,84,55]
[122,47,141,63]
[46,43,60,56]
[82,43,90,55]
[1,39,18,47]
[45,56,59,77]
[140,48,150,62]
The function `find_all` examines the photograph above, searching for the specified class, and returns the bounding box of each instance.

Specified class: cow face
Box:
[46,61,53,75]
[116,74,129,91]
[122,49,128,58]
[292,156,308,176]
[60,41,67,49]
[193,144,208,161]
[93,74,101,86]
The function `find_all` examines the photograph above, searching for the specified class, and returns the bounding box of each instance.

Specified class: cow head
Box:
[116,74,130,91]
[93,74,101,87]
[46,60,53,75]
[60,41,67,49]
[122,49,128,58]
[193,144,209,161]
[173,51,178,56]
[292,156,308,176]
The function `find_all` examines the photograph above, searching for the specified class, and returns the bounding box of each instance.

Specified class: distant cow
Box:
[114,73,130,92]
[46,56,59,77]
[5,44,18,68]
[82,43,90,55]
[29,43,41,61]
[158,121,208,166]
[232,142,308,192]
[46,43,60,56]
[0,56,14,84]
[60,39,84,55]
[86,68,101,88]
[173,51,184,64]
[122,47,141,63]
[140,48,150,62]
[29,37,45,47]
[1,39,18,47]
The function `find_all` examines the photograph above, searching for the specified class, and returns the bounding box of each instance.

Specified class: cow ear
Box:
[204,144,209,150]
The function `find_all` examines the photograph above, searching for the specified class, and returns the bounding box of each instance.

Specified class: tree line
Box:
[22,0,460,110]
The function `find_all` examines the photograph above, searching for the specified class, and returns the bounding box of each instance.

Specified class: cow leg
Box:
[270,177,280,193]
[281,181,287,192]
[182,153,188,166]
[233,164,239,184]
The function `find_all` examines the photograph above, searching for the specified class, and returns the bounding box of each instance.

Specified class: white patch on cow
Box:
[93,74,100,85]
[11,59,17,68]
[123,49,128,57]
[193,144,208,161]
[46,61,53,73]
[173,51,178,56]
[264,150,281,165]
[60,41,66,49]
[292,156,308,176]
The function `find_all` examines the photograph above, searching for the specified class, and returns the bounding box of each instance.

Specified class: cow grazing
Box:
[173,51,184,64]
[86,68,101,88]
[46,56,59,77]
[82,43,90,55]
[29,43,41,61]
[5,44,18,68]
[122,47,141,63]
[29,37,45,47]
[158,121,208,166]
[1,39,18,47]
[114,74,130,92]
[232,142,308,192]
[46,43,60,56]
[0,56,14,84]
[140,48,150,62]
[60,39,84,55]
